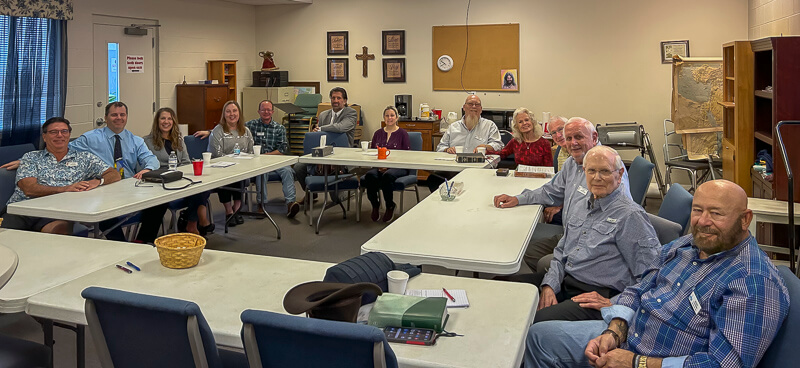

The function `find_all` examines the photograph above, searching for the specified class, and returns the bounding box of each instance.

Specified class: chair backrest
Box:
[302,131,349,155]
[645,213,683,245]
[657,184,694,234]
[0,143,36,166]
[628,156,655,206]
[758,266,800,368]
[408,131,423,151]
[0,168,17,215]
[240,309,398,368]
[499,130,513,145]
[294,94,323,117]
[183,135,209,160]
[81,286,223,368]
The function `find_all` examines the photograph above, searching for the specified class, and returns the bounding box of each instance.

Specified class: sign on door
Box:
[126,55,144,73]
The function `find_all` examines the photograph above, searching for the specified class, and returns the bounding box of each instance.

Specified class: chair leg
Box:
[399,190,405,215]
[414,185,420,203]
[357,188,363,222]
[308,190,314,226]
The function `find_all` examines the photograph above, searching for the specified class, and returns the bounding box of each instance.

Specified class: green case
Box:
[368,294,449,333]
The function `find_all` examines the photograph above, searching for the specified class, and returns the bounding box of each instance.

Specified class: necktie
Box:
[113,135,122,162]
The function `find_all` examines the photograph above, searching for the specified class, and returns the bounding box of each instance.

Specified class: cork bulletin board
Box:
[432,23,520,91]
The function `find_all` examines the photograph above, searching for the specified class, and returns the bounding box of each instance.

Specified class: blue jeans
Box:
[255,166,296,204]
[524,320,606,368]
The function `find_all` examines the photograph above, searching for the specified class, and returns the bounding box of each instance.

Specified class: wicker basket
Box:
[154,233,206,269]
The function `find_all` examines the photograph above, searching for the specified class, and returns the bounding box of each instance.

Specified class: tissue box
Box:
[312,146,333,157]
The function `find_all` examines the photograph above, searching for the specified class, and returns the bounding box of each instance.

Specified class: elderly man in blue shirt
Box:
[525,180,790,368]
[2,117,120,234]
[527,146,660,323]
[494,118,632,275]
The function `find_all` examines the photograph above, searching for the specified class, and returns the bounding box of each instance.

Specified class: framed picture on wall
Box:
[327,58,349,82]
[383,58,406,83]
[661,40,690,64]
[382,30,405,55]
[327,31,349,55]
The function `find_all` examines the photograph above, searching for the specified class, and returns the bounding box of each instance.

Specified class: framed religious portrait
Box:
[661,40,689,64]
[382,30,405,55]
[327,58,349,82]
[383,58,406,83]
[327,31,349,55]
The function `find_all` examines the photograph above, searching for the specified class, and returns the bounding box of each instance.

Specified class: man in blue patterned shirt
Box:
[524,180,790,368]
[245,100,300,218]
[532,146,660,323]
[1,117,120,234]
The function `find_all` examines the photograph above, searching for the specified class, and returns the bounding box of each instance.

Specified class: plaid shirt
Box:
[245,119,288,154]
[604,234,789,368]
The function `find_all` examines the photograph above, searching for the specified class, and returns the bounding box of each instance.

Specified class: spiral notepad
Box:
[405,289,470,308]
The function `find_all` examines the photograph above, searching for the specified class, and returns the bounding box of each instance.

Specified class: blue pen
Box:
[126,261,141,271]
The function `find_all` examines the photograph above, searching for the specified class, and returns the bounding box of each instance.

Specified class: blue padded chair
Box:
[657,184,694,235]
[184,135,209,160]
[81,286,247,368]
[357,132,423,220]
[302,131,360,227]
[553,145,562,173]
[645,213,683,245]
[758,266,800,368]
[0,143,36,166]
[497,130,516,169]
[240,309,398,368]
[628,156,655,206]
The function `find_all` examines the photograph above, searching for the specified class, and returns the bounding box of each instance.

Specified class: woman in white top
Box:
[209,101,254,227]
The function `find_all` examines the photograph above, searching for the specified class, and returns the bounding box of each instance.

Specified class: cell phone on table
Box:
[383,326,437,346]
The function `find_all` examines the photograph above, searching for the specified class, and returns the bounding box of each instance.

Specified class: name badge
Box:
[65,161,78,167]
[606,217,618,223]
[577,186,588,195]
[256,132,264,136]
[689,291,701,315]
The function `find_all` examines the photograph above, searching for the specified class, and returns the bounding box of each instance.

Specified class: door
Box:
[93,16,157,136]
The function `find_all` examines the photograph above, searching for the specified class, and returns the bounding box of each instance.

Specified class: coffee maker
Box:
[395,94,412,120]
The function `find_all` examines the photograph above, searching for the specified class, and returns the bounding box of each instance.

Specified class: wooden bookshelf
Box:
[720,41,754,195]
[207,60,237,102]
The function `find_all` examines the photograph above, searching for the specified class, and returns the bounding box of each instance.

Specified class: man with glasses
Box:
[1,117,120,234]
[428,94,503,192]
[245,99,300,218]
[516,146,659,323]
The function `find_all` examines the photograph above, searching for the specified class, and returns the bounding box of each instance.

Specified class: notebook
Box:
[405,289,470,308]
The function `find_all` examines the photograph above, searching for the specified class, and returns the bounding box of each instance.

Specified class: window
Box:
[0,15,65,146]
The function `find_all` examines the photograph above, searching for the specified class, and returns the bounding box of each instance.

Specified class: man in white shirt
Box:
[427,94,503,191]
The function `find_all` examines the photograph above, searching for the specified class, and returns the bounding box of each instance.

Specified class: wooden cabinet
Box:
[207,60,237,102]
[751,37,800,203]
[176,84,228,133]
[720,41,754,195]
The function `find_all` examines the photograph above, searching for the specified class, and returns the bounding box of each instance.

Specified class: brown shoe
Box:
[287,202,300,218]
[382,205,395,223]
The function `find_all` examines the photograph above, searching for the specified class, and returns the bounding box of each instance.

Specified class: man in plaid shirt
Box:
[524,180,790,368]
[245,100,300,218]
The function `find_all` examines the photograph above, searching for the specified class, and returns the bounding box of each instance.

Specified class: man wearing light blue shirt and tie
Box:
[70,102,163,242]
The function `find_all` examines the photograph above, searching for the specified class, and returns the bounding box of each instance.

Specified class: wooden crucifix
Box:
[355,46,375,77]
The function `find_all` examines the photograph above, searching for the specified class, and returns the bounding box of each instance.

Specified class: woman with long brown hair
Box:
[144,107,214,235]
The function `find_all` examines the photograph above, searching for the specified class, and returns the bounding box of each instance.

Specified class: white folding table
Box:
[297,147,498,233]
[362,168,548,275]
[26,245,538,368]
[7,155,298,239]
[0,243,18,289]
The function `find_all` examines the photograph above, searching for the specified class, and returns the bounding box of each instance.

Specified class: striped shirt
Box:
[604,234,789,368]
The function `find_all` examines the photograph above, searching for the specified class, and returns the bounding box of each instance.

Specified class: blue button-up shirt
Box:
[515,155,632,221]
[7,148,109,204]
[69,127,159,179]
[541,185,660,293]
[603,234,790,368]
[436,117,503,152]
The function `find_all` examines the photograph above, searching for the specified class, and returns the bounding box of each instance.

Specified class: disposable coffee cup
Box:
[477,147,486,155]
[253,145,262,155]
[387,270,410,294]
[361,141,370,152]
[202,152,212,166]
[454,146,464,153]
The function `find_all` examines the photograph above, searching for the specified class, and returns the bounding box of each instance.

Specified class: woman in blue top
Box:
[363,106,410,223]
[143,107,214,236]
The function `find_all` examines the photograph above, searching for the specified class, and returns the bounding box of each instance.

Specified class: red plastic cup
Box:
[192,159,203,176]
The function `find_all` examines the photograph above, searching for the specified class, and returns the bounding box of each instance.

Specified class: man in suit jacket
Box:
[295,87,357,199]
